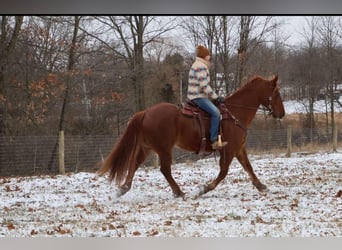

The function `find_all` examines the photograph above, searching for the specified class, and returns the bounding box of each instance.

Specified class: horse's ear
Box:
[271,75,278,88]
[273,75,278,83]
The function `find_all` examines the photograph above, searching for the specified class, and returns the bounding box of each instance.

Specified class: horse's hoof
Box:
[113,185,129,199]
[173,191,186,199]
[257,184,269,193]
[113,188,123,198]
[191,194,199,200]
[182,194,189,201]
[191,185,206,199]
[253,182,269,193]
[260,186,269,193]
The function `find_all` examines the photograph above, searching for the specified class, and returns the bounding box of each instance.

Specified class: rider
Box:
[187,45,227,150]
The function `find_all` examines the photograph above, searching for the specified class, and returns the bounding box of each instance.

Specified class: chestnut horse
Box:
[99,75,285,198]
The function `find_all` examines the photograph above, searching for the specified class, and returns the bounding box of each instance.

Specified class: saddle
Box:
[178,99,230,154]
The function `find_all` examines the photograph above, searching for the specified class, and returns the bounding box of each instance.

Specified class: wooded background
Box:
[1,16,342,175]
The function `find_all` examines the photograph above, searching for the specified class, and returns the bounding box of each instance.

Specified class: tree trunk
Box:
[135,16,145,111]
[0,16,23,135]
[221,16,230,95]
[58,16,79,131]
[236,16,251,87]
[48,16,80,172]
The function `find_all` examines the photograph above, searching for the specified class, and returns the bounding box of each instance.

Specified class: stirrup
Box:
[211,140,228,150]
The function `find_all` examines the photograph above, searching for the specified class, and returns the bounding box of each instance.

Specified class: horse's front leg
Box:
[236,147,268,193]
[193,151,233,199]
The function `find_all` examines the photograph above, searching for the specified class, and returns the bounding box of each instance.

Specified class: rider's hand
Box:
[216,96,225,103]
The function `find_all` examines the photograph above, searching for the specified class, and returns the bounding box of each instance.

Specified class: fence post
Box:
[58,130,65,174]
[333,123,337,152]
[286,125,292,157]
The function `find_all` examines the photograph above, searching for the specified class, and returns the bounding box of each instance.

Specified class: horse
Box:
[98,75,285,199]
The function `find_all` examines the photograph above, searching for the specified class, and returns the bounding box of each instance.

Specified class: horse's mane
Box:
[228,75,265,98]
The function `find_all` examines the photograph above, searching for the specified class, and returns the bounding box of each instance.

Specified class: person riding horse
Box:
[187,45,227,150]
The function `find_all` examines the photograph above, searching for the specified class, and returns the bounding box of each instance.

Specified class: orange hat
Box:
[196,45,210,59]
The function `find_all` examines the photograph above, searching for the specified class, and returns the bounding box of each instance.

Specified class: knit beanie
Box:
[196,45,210,59]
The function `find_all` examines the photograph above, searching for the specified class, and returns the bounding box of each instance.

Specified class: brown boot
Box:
[211,140,228,150]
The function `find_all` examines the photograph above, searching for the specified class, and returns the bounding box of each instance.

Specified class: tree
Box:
[300,17,321,136]
[0,16,24,135]
[86,16,177,112]
[48,16,81,172]
[236,16,278,86]
[215,16,237,95]
[183,16,231,90]
[316,16,341,140]
[58,16,81,132]
[181,16,281,92]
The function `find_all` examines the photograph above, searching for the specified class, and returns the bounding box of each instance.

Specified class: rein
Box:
[219,103,247,132]
[226,85,281,117]
[226,103,272,117]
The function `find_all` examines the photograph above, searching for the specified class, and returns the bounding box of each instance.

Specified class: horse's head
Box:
[261,75,285,119]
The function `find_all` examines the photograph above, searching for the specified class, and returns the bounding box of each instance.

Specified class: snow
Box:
[283,97,342,114]
[1,152,341,237]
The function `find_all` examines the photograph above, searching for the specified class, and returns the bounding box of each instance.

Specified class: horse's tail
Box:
[98,111,145,185]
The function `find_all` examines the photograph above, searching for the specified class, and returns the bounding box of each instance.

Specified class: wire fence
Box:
[0,126,340,177]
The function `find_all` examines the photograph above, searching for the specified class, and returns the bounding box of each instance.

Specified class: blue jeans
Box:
[192,98,221,142]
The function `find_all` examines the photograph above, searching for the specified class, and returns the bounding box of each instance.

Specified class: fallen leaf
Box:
[290,198,299,210]
[31,229,38,235]
[133,231,141,236]
[255,216,271,224]
[148,229,159,236]
[47,230,54,235]
[7,223,15,230]
[217,216,228,222]
[75,204,85,209]
[164,220,172,226]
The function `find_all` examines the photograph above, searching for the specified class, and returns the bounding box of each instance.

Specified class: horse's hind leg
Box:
[158,151,185,198]
[118,147,151,196]
[236,147,268,192]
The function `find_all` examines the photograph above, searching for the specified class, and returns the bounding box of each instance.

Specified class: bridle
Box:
[262,85,281,117]
[221,83,283,130]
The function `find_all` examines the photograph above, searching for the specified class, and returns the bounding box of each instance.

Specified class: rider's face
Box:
[204,55,211,67]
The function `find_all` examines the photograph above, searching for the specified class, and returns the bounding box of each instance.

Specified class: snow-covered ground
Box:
[283,98,342,114]
[1,152,341,237]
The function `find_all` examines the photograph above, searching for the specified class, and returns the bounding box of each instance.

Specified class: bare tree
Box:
[236,16,278,86]
[182,16,279,91]
[316,16,341,139]
[303,17,319,134]
[293,17,325,141]
[215,16,237,95]
[85,16,177,112]
[48,16,81,172]
[180,16,221,88]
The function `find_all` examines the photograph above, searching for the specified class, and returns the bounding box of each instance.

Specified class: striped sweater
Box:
[187,57,218,100]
